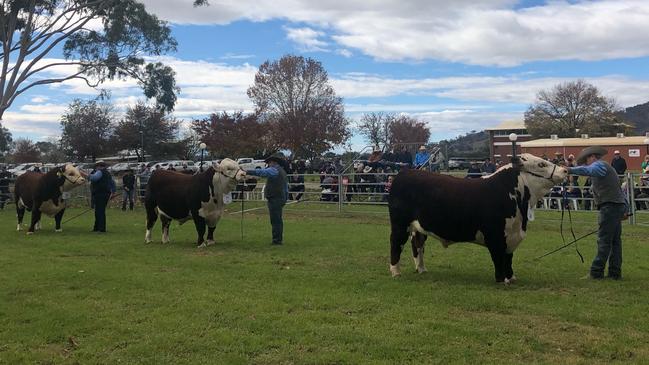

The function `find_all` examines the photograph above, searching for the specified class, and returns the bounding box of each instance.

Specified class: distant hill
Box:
[619,101,649,135]
[438,130,489,159]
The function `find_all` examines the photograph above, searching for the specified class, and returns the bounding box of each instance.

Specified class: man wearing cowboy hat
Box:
[89,161,116,232]
[414,145,429,170]
[568,146,627,280]
[245,153,289,245]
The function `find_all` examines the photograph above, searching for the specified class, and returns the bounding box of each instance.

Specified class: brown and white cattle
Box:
[144,158,246,247]
[14,164,86,234]
[388,154,568,283]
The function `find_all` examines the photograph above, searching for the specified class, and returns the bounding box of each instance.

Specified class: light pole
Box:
[199,142,207,171]
[139,130,144,162]
[509,133,518,159]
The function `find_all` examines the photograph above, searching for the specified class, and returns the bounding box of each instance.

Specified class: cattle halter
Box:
[525,163,558,182]
[57,169,83,184]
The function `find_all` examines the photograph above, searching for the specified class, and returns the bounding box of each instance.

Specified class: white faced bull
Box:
[15,164,86,234]
[388,154,568,284]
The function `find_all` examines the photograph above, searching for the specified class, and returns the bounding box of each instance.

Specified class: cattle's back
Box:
[14,172,45,207]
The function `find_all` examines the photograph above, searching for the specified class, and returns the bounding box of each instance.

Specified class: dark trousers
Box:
[93,193,110,232]
[267,198,285,244]
[592,203,626,278]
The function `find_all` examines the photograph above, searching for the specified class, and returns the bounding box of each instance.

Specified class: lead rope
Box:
[560,181,584,263]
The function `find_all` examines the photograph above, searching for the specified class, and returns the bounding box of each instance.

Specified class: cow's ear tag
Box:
[223,192,233,205]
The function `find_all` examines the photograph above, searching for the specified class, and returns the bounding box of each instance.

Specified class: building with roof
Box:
[485,120,532,162]
[520,134,649,170]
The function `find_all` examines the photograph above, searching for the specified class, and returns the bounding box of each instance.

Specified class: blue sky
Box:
[3,0,649,150]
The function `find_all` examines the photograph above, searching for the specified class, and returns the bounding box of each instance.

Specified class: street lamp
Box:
[509,133,518,159]
[139,130,144,162]
[199,142,207,171]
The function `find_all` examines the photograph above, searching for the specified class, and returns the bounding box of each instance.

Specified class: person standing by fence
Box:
[89,161,116,233]
[245,153,289,245]
[0,166,10,209]
[568,146,627,280]
[121,169,135,211]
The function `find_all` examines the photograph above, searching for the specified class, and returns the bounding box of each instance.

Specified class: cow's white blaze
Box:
[61,164,85,192]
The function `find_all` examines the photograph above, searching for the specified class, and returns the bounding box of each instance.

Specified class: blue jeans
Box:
[591,203,625,278]
[122,189,135,210]
[267,198,285,244]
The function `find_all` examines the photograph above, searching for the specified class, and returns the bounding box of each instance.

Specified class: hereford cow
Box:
[14,164,86,234]
[144,158,246,247]
[388,154,568,283]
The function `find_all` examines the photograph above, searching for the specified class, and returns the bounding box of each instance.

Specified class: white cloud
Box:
[284,27,329,52]
[140,0,649,66]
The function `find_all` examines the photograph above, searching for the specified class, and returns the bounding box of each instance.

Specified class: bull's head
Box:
[515,153,568,186]
[213,158,246,190]
[58,164,86,191]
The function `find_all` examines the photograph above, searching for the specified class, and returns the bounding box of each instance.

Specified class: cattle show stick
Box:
[534,229,599,261]
[61,193,119,225]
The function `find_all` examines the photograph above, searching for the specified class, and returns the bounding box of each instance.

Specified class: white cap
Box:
[614,150,620,154]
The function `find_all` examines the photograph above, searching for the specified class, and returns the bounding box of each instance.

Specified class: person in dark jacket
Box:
[89,161,116,232]
[121,169,136,211]
[245,153,289,245]
[466,162,482,178]
[569,146,628,280]
[611,150,627,176]
[0,166,11,209]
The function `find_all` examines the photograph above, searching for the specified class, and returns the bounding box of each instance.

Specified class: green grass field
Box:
[1,205,648,364]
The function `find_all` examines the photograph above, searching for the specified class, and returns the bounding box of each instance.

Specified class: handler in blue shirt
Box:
[89,161,116,233]
[568,146,627,280]
[246,153,289,245]
[414,146,429,169]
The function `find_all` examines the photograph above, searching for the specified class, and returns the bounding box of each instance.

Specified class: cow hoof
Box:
[390,264,401,277]
[55,229,62,233]
[162,240,170,244]
[504,276,517,286]
[197,242,207,248]
[145,240,152,244]
[416,266,427,274]
[26,231,34,235]
[206,240,215,246]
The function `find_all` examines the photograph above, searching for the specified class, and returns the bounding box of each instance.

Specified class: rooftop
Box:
[485,120,526,131]
[521,135,649,148]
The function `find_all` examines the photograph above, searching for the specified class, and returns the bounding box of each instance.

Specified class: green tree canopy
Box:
[0,0,179,120]
[113,102,178,160]
[524,80,623,138]
[60,99,114,161]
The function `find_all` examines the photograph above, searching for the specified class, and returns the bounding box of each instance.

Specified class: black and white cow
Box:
[144,158,246,247]
[388,154,568,283]
[14,164,86,234]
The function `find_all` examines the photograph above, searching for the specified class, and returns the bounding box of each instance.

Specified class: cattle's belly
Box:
[157,206,191,223]
[40,200,64,217]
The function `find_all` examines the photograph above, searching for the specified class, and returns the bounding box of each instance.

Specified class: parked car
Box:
[153,160,199,173]
[236,158,265,170]
[109,162,141,174]
[10,163,44,176]
[448,158,471,170]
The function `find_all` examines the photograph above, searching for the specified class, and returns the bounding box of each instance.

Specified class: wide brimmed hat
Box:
[264,153,288,169]
[419,145,426,151]
[363,166,372,173]
[576,146,607,165]
[95,160,107,167]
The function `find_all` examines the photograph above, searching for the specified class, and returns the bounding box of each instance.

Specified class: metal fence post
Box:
[627,172,636,225]
[338,174,343,213]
